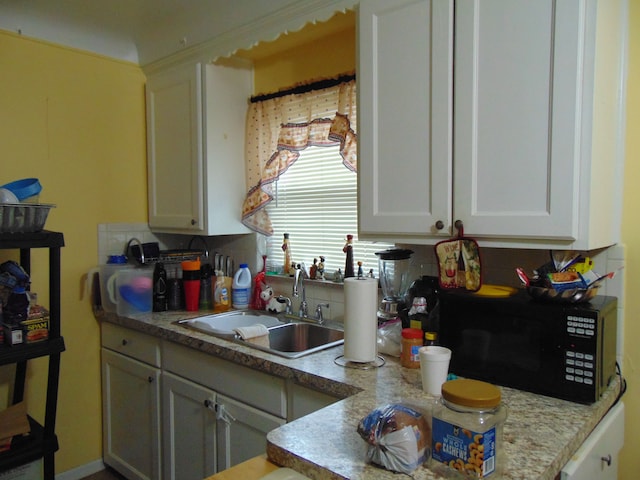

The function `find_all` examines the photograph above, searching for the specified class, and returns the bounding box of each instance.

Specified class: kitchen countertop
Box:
[96,309,623,480]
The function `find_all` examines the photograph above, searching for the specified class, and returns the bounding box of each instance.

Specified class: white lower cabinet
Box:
[561,402,625,480]
[215,394,285,471]
[101,348,162,480]
[162,372,217,480]
[101,323,341,479]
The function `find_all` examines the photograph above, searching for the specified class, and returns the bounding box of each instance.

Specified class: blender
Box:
[375,248,414,323]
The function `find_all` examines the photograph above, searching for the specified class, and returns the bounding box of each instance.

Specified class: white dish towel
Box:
[234,324,270,348]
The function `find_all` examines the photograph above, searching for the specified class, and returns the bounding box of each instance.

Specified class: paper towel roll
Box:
[343,277,378,362]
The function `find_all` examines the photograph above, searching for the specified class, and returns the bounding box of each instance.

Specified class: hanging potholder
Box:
[434,225,482,291]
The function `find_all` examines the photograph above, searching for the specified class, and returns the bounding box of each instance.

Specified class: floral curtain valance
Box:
[241,78,357,236]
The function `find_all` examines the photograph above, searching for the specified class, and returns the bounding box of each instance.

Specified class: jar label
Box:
[432,418,496,477]
[410,345,421,363]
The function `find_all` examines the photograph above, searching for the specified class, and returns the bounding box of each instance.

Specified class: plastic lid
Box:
[425,331,437,341]
[375,248,414,260]
[441,379,501,408]
[181,259,201,271]
[107,255,128,264]
[240,263,248,268]
[402,328,423,339]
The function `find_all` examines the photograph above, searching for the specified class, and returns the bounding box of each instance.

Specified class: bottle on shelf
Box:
[425,331,438,346]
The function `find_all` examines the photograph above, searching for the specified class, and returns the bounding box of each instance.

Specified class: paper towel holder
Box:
[334,355,385,370]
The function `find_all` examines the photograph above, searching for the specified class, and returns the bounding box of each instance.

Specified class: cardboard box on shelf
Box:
[20,308,49,344]
[2,322,23,346]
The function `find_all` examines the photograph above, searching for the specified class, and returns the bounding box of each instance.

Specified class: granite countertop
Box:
[96,310,622,480]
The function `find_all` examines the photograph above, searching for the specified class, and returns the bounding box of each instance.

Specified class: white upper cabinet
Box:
[358,0,627,250]
[146,61,251,235]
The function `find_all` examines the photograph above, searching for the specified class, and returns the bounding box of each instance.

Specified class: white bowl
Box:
[0,188,19,204]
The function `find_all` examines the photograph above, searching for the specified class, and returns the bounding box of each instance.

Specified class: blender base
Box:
[334,355,385,369]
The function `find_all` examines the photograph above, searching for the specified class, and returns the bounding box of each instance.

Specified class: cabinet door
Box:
[287,383,339,421]
[561,402,624,480]
[215,394,285,471]
[358,0,454,237]
[162,372,217,480]
[147,63,203,232]
[454,0,581,239]
[102,348,162,480]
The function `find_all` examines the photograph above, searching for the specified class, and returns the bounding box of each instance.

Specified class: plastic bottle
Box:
[199,264,213,310]
[232,264,251,310]
[167,266,183,311]
[425,331,438,346]
[152,262,168,312]
[401,328,423,368]
[282,233,293,276]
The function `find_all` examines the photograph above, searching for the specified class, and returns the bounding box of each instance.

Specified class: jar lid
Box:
[425,331,437,340]
[402,328,423,339]
[442,379,501,408]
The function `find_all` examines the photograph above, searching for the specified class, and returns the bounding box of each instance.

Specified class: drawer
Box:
[101,322,161,367]
[163,340,286,418]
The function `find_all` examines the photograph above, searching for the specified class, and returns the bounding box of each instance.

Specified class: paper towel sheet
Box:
[344,277,378,362]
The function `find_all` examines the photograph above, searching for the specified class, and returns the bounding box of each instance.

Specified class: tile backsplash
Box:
[98,223,625,365]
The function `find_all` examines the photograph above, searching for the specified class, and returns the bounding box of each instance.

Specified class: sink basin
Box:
[178,310,284,336]
[176,311,344,358]
[237,322,344,359]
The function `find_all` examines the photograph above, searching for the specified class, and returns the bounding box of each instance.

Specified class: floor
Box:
[79,467,127,480]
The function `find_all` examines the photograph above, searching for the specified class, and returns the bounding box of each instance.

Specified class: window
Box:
[266,145,392,278]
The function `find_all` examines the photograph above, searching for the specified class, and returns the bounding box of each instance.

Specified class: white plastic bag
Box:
[376,319,402,357]
[357,404,431,474]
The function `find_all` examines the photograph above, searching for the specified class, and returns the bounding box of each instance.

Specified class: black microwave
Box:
[438,289,618,404]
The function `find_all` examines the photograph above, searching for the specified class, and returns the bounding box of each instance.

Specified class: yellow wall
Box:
[619,2,639,477]
[251,26,355,95]
[0,31,147,473]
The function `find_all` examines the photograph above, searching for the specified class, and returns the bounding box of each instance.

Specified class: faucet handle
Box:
[315,303,330,323]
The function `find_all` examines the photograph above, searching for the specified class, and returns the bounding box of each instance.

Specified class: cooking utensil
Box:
[515,267,530,286]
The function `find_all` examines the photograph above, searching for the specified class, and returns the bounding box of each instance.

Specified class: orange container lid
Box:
[181,259,201,271]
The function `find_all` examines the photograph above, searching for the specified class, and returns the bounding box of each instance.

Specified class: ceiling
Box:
[0,0,356,65]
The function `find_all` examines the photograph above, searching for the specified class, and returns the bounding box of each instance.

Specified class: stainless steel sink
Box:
[237,322,344,359]
[176,311,344,358]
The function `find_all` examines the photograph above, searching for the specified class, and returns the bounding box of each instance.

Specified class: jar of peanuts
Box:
[401,328,423,368]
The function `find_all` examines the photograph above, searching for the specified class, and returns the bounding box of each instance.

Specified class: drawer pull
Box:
[601,454,612,467]
[215,403,236,424]
[121,339,128,346]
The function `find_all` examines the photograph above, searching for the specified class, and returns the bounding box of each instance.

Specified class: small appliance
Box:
[438,289,618,404]
[375,248,413,323]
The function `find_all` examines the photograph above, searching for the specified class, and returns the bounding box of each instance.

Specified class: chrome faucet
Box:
[315,303,329,325]
[293,265,308,318]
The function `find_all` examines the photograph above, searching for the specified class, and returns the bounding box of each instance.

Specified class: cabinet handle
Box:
[215,403,236,424]
[191,219,197,225]
[435,220,445,230]
[148,376,153,383]
[454,220,464,230]
[601,454,612,467]
[121,339,128,346]
[204,399,214,410]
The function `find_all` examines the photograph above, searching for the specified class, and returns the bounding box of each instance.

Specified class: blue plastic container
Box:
[0,178,42,202]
